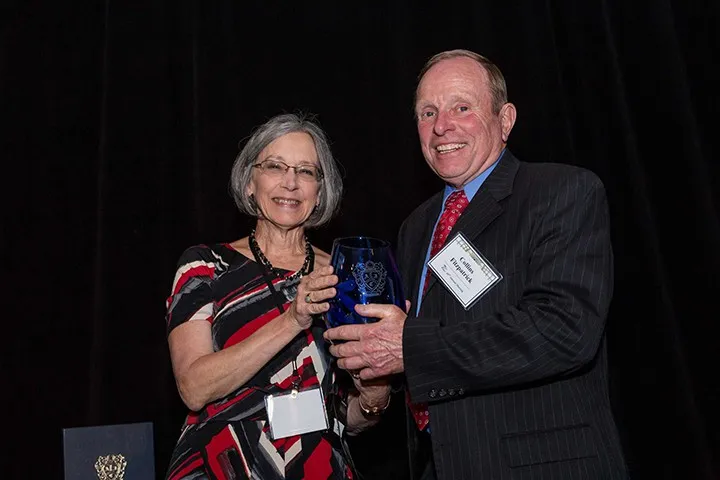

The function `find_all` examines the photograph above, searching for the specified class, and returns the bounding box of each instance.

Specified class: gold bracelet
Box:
[358,395,391,417]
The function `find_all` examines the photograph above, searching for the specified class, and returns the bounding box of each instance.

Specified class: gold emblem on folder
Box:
[94,453,127,480]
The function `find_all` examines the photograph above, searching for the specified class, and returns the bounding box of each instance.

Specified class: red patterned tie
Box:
[409,189,470,431]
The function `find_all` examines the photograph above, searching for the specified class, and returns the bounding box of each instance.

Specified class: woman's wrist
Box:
[357,393,391,417]
[282,309,306,334]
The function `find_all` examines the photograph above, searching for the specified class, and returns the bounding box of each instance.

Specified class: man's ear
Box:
[499,102,517,143]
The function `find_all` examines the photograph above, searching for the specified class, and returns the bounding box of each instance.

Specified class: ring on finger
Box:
[351,370,361,379]
[305,293,313,304]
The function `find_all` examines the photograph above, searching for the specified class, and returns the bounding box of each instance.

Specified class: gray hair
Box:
[416,49,508,114]
[229,113,343,228]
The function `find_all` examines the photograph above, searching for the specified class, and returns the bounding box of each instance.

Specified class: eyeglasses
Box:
[253,159,324,182]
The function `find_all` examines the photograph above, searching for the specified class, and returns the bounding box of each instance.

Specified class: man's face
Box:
[415,57,516,188]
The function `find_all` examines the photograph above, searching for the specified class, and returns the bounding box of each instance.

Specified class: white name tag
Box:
[428,232,502,309]
[264,386,329,440]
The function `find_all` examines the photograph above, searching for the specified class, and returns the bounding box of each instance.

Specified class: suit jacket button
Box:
[448,388,456,396]
[439,389,447,397]
[429,389,438,398]
[458,388,465,395]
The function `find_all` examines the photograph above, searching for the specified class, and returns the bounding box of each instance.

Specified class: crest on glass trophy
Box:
[352,261,387,297]
[326,237,405,327]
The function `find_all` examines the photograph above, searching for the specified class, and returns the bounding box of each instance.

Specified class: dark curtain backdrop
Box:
[3,0,718,478]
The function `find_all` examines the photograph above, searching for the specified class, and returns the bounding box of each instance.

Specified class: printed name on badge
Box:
[427,233,503,309]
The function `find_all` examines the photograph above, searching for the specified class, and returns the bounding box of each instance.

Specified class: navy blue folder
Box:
[63,421,155,479]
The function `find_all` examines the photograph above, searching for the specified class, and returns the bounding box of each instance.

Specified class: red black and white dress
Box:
[165,244,353,480]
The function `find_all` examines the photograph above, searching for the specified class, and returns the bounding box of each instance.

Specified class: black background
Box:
[2,1,719,478]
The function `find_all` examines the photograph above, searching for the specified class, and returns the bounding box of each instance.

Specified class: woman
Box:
[164,113,391,479]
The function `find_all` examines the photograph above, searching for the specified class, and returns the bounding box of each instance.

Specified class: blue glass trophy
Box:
[326,236,406,327]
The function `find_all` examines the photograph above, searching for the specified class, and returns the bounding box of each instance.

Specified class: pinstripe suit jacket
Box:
[397,151,627,480]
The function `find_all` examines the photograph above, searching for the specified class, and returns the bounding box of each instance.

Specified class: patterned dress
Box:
[165,244,353,480]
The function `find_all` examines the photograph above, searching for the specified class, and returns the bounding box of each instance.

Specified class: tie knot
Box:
[445,189,468,210]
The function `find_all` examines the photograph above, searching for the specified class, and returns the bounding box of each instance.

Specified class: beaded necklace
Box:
[248,229,314,281]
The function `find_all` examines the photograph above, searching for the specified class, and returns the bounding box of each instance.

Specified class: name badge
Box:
[264,386,329,440]
[428,232,502,309]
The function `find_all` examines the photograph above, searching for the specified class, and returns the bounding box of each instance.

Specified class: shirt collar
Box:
[441,148,506,203]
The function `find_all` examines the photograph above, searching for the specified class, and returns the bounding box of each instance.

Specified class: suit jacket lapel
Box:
[422,151,520,297]
[407,193,443,309]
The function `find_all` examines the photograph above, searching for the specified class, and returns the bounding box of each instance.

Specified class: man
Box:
[325,49,628,479]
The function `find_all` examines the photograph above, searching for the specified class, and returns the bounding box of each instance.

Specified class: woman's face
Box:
[248,131,322,229]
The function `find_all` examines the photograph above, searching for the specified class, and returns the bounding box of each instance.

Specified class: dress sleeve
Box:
[165,245,217,336]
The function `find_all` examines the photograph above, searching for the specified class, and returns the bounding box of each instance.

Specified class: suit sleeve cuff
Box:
[403,315,445,403]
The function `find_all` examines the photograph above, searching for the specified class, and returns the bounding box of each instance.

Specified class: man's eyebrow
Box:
[447,92,475,103]
[415,101,435,111]
[416,93,476,110]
